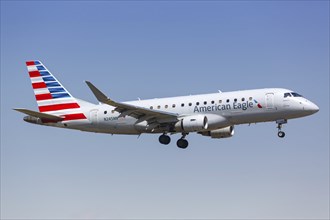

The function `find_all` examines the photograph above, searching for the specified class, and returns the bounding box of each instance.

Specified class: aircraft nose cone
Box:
[312,103,319,113]
[305,102,319,114]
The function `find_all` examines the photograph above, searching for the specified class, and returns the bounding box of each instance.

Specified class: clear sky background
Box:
[1,1,329,219]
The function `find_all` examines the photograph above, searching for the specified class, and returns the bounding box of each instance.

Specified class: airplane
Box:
[14,60,319,149]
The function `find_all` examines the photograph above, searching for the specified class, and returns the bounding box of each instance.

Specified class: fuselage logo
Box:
[254,99,263,108]
[194,99,262,113]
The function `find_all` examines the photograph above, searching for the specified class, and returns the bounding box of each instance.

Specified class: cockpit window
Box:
[284,93,292,98]
[291,92,303,97]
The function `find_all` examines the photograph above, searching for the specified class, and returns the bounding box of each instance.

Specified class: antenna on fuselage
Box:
[218,90,222,93]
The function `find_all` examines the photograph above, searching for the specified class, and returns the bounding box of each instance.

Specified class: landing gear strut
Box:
[276,119,287,138]
[177,133,189,149]
[159,134,171,145]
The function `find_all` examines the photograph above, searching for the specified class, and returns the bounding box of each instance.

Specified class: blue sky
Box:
[1,1,329,219]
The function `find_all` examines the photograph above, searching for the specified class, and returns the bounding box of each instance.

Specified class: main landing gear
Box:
[159,133,189,149]
[276,119,287,138]
[159,134,171,145]
[177,133,189,149]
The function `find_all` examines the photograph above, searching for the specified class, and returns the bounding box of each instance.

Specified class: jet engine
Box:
[199,126,234,138]
[175,115,208,132]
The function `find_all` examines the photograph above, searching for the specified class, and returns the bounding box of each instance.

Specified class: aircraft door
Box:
[265,93,274,109]
[89,109,98,125]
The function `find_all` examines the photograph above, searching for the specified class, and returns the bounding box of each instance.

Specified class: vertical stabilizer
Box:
[25,60,87,121]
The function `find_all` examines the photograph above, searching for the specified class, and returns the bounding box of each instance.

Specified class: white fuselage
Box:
[18,60,320,148]
[54,88,318,135]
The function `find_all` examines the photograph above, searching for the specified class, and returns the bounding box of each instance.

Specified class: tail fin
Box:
[25,60,87,121]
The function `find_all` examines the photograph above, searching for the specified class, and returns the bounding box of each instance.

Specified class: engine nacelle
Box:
[199,126,234,139]
[175,115,208,132]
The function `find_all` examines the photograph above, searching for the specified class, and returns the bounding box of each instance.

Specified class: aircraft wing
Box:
[13,108,64,121]
[85,81,179,122]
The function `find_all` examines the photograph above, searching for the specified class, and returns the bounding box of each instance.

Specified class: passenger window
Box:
[219,100,222,104]
[241,98,245,101]
[211,100,215,104]
[204,101,207,105]
[172,104,176,108]
[226,99,230,103]
[165,105,168,109]
[157,105,161,109]
[104,111,107,114]
[196,102,200,106]
[181,103,184,107]
[150,106,153,110]
[234,98,237,102]
[189,103,192,106]
[249,97,252,101]
[111,110,115,114]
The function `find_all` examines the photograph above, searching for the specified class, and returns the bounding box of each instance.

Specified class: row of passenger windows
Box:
[149,97,254,110]
[103,97,254,114]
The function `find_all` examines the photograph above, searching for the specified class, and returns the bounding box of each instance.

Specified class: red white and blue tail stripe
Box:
[26,60,87,121]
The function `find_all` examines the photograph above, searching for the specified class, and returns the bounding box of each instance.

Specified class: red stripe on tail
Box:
[39,103,80,112]
[26,61,35,66]
[35,93,52,101]
[32,82,47,89]
[62,113,86,121]
[41,113,86,123]
[29,71,40,78]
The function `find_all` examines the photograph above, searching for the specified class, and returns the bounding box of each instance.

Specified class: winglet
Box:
[85,81,178,119]
[85,81,109,102]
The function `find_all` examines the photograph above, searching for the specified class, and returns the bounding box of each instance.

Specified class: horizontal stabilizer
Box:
[13,108,63,121]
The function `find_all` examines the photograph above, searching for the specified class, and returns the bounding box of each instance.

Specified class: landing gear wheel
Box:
[159,134,171,145]
[278,131,285,138]
[177,138,189,149]
[276,119,287,138]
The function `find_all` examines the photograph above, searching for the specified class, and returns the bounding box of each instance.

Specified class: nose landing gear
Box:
[276,119,287,138]
[278,130,285,138]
